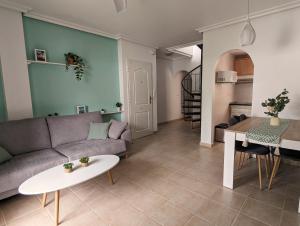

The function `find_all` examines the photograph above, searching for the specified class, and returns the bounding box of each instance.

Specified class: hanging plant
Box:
[64,52,86,81]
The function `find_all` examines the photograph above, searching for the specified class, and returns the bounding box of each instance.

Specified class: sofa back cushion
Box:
[0,118,52,155]
[47,112,102,147]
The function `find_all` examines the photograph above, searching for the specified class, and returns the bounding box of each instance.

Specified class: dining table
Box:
[223,117,300,213]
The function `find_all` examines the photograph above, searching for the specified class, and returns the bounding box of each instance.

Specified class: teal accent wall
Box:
[23,17,120,120]
[0,63,7,122]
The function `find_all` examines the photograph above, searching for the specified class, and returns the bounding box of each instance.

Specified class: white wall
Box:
[118,39,158,130]
[157,46,202,123]
[0,7,33,120]
[157,58,184,123]
[201,7,300,145]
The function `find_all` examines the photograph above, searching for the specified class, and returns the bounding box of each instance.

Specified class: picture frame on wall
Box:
[76,105,88,114]
[34,49,47,62]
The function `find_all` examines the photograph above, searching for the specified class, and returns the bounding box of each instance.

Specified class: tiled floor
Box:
[0,120,299,226]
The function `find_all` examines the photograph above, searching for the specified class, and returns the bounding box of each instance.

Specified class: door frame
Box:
[117,39,158,138]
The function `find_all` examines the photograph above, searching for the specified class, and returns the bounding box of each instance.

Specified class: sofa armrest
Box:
[120,128,132,143]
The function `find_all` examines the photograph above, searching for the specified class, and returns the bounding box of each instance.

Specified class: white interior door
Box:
[128,60,153,139]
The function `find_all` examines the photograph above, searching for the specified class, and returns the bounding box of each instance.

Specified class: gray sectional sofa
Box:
[0,112,131,200]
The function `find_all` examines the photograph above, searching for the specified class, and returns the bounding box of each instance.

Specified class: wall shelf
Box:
[27,60,85,68]
[101,111,123,115]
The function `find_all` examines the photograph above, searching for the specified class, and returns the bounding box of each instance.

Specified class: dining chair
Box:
[235,141,271,190]
[268,148,300,190]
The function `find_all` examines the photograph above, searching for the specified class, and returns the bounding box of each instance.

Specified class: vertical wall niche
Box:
[213,49,254,139]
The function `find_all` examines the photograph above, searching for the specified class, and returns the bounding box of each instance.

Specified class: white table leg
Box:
[298,198,300,213]
[223,131,236,189]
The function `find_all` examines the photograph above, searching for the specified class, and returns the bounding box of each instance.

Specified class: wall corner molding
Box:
[24,12,118,39]
[196,0,300,33]
[0,0,31,13]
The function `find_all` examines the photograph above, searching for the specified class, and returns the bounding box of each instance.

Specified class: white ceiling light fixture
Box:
[113,0,127,13]
[240,0,256,46]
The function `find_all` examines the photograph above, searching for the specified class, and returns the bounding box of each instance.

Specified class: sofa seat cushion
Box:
[55,139,126,161]
[47,112,102,148]
[0,149,68,193]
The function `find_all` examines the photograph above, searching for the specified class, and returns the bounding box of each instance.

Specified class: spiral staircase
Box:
[181,65,202,128]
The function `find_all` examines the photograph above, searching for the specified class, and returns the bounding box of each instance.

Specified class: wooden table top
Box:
[226,117,300,142]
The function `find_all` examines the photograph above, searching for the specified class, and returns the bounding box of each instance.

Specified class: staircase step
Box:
[183,99,201,102]
[184,112,201,115]
[182,105,201,108]
[192,92,201,96]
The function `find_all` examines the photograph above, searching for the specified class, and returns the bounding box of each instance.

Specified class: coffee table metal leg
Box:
[55,190,60,226]
[42,193,47,207]
[107,170,114,185]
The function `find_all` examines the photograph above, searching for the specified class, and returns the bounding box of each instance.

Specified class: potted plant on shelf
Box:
[63,163,74,173]
[261,89,290,126]
[116,102,122,112]
[64,52,86,81]
[79,157,89,167]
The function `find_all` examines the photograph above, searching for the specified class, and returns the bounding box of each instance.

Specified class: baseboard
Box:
[200,142,214,148]
[158,118,184,125]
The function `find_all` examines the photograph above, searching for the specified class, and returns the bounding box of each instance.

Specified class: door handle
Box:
[149,96,152,104]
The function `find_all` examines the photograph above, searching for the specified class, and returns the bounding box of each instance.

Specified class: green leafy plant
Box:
[79,157,89,164]
[64,52,86,81]
[261,89,290,117]
[63,163,74,169]
[116,102,122,108]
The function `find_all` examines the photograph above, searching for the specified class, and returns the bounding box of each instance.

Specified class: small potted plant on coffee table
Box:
[63,163,74,173]
[79,157,89,167]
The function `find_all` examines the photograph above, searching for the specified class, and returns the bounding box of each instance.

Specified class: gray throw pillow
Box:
[87,122,110,140]
[0,146,12,164]
[108,120,128,139]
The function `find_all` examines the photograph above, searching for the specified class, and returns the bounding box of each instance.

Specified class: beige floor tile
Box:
[232,214,268,226]
[167,188,207,214]
[249,190,286,208]
[241,198,282,226]
[44,189,85,222]
[126,188,167,212]
[167,172,220,197]
[59,207,107,226]
[233,184,258,197]
[284,198,300,213]
[195,199,238,226]
[147,201,192,226]
[88,191,124,224]
[7,209,53,226]
[0,195,41,222]
[280,210,300,226]
[184,216,210,226]
[70,180,109,204]
[212,188,247,210]
[110,204,160,226]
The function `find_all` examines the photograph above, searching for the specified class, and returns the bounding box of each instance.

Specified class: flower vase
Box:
[270,117,280,126]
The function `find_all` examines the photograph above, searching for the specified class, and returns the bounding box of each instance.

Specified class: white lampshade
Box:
[113,0,127,13]
[240,20,256,46]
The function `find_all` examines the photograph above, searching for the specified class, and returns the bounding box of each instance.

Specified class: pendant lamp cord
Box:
[247,0,250,20]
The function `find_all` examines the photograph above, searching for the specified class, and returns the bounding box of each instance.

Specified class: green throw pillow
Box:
[0,146,12,164]
[87,122,110,140]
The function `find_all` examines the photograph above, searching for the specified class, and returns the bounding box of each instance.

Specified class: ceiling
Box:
[8,0,296,48]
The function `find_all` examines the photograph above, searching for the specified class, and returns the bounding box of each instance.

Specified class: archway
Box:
[214,49,254,142]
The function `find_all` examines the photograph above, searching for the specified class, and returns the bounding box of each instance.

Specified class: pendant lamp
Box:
[240,0,256,46]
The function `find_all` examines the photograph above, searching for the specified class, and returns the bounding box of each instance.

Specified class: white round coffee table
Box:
[19,155,120,226]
